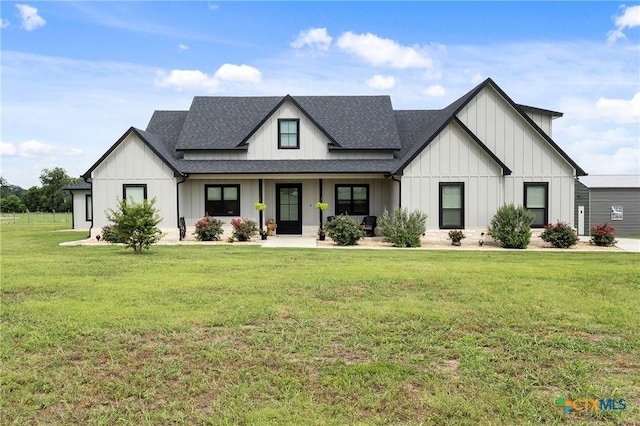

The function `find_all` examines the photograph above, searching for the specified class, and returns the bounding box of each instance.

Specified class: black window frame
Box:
[122,184,147,204]
[85,194,92,221]
[335,184,370,216]
[278,118,300,149]
[439,182,465,229]
[205,184,240,216]
[524,182,548,228]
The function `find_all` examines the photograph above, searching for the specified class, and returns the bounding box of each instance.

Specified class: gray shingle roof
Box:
[174,95,402,151]
[176,159,398,174]
[85,79,585,178]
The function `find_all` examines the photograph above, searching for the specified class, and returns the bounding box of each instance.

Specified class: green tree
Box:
[38,167,78,212]
[0,194,27,213]
[0,177,24,198]
[105,198,164,254]
[22,186,44,212]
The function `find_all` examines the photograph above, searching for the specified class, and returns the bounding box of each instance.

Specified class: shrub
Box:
[590,223,617,247]
[448,229,466,242]
[325,214,364,246]
[230,218,258,241]
[101,225,124,243]
[488,203,534,249]
[540,221,579,248]
[193,215,224,241]
[105,198,164,254]
[377,208,427,247]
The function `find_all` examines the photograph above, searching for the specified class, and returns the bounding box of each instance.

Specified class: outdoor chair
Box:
[361,216,377,237]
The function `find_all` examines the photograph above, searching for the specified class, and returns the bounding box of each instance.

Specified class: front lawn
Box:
[1,221,638,425]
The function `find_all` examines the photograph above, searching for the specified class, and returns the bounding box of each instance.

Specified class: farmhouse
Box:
[75,78,586,239]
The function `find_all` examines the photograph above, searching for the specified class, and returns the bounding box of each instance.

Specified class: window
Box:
[205,184,239,216]
[123,184,147,204]
[611,206,623,221]
[85,194,92,221]
[335,184,369,215]
[278,119,299,149]
[524,182,548,228]
[439,183,464,229]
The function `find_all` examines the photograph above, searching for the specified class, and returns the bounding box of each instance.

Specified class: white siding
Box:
[179,176,391,236]
[402,122,504,229]
[70,189,92,230]
[455,85,576,225]
[90,133,178,234]
[523,110,552,137]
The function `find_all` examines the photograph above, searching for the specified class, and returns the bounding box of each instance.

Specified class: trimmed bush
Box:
[488,204,534,249]
[193,215,224,241]
[100,225,124,243]
[325,214,364,246]
[540,221,579,248]
[105,198,164,254]
[377,208,427,247]
[590,223,617,247]
[230,218,258,241]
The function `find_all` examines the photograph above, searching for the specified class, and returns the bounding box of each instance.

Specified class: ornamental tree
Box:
[105,197,164,254]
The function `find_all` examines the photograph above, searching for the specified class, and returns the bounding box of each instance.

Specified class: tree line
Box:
[0,168,81,213]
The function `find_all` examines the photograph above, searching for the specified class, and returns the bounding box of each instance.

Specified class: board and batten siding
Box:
[456,85,576,226]
[401,121,505,229]
[70,189,92,230]
[89,133,178,234]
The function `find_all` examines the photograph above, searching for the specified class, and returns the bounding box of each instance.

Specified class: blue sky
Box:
[1,1,639,189]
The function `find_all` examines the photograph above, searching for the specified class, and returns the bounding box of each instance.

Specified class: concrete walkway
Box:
[578,236,640,252]
[615,238,640,252]
[261,236,317,248]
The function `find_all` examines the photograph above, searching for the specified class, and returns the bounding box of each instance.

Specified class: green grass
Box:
[2,219,639,425]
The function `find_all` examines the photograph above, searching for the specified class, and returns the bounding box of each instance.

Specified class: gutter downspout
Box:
[177,174,187,239]
[386,174,402,209]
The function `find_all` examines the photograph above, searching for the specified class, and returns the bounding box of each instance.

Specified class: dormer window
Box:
[278,119,299,149]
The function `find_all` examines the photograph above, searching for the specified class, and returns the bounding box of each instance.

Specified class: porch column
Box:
[319,179,323,228]
[259,178,264,230]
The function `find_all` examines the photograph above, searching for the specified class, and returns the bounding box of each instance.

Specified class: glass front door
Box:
[276,183,302,234]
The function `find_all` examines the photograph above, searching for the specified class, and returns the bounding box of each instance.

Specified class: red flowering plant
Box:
[193,215,224,241]
[590,223,617,247]
[230,217,258,241]
[540,221,579,248]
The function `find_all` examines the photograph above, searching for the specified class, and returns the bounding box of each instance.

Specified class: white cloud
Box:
[423,84,446,97]
[607,5,640,44]
[208,4,219,11]
[366,74,395,90]
[1,142,17,156]
[213,63,262,83]
[16,4,46,31]
[291,27,333,51]
[155,69,220,92]
[561,93,640,125]
[595,92,640,124]
[178,44,188,51]
[1,18,9,29]
[336,31,432,69]
[156,64,262,92]
[577,147,640,175]
[0,140,82,158]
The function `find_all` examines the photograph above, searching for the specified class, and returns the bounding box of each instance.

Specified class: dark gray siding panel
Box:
[574,181,590,235]
[590,188,640,237]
